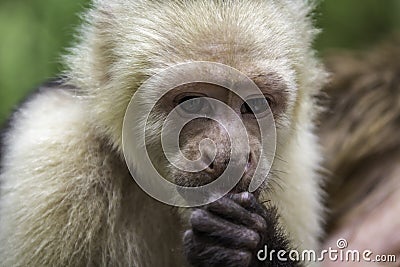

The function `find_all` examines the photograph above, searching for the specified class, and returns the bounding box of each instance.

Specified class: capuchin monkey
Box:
[0,1,327,266]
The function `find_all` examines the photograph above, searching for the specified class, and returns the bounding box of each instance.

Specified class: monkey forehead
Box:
[182,44,298,92]
[167,71,293,96]
[147,43,298,94]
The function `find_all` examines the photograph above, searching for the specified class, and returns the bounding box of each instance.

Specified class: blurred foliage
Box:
[315,0,400,50]
[0,0,90,123]
[0,0,399,124]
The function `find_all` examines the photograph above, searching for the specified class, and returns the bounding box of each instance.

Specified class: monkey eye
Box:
[177,96,209,114]
[241,97,271,115]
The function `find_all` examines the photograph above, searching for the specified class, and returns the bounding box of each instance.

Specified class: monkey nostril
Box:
[201,150,215,172]
[201,148,231,175]
[245,152,252,172]
[208,160,214,170]
[205,157,230,175]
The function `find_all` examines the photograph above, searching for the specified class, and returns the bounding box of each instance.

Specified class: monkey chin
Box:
[174,171,263,205]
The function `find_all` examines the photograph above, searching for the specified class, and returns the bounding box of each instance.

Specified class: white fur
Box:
[0,0,327,266]
[0,88,184,266]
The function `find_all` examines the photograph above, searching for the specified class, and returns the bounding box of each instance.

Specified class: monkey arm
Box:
[183,192,302,267]
[0,88,106,265]
[0,85,188,267]
[0,88,125,266]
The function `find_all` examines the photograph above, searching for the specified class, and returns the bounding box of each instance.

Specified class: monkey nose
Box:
[232,153,257,193]
[201,150,228,176]
[202,149,254,180]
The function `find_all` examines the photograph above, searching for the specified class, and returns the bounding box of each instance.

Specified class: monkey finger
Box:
[183,230,253,267]
[190,209,260,249]
[206,196,267,232]
[229,192,268,217]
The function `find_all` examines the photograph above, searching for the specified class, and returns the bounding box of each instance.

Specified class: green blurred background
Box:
[1,0,400,124]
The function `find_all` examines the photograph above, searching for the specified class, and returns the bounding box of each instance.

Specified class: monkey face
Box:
[122,62,302,206]
[143,81,288,197]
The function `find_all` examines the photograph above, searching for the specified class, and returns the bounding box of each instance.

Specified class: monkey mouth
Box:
[172,170,261,202]
[229,174,261,197]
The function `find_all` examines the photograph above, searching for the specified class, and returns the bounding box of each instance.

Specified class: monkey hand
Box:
[183,192,301,267]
